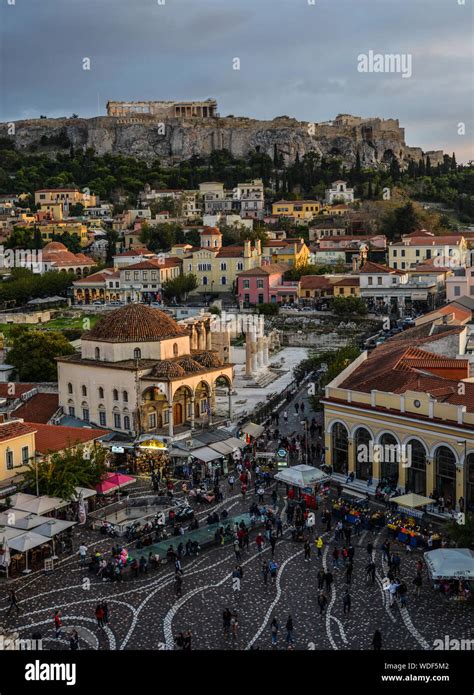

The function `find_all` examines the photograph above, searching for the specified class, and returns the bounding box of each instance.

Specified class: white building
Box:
[324,180,355,205]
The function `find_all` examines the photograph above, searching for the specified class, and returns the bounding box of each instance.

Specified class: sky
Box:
[0,0,473,161]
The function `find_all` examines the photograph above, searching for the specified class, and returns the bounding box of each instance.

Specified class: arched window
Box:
[435,447,456,504]
[173,343,179,357]
[123,390,128,402]
[81,385,87,397]
[354,427,373,481]
[124,415,130,431]
[133,348,141,360]
[202,276,208,286]
[113,389,118,401]
[67,382,73,394]
[332,423,348,474]
[95,347,100,360]
[405,440,427,495]
[379,433,399,487]
[98,387,104,399]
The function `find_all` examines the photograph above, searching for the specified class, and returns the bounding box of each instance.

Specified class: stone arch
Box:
[377,431,400,487]
[429,441,458,463]
[172,384,194,427]
[327,418,350,435]
[434,446,457,503]
[405,438,428,495]
[331,421,349,474]
[354,426,373,481]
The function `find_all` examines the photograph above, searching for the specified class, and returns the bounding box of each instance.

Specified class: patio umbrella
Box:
[8,532,51,574]
[0,511,51,531]
[274,464,331,488]
[96,473,135,496]
[11,495,68,515]
[34,519,76,559]
[424,548,474,580]
[390,493,433,509]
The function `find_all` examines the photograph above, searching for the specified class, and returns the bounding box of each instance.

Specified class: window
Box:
[393,262,397,269]
[6,449,13,470]
[114,413,121,428]
[415,250,420,257]
[244,294,250,303]
[68,382,73,394]
[134,271,139,281]
[377,277,382,285]
[258,293,264,303]
[256,279,264,288]
[133,348,141,360]
[243,280,250,289]
[392,277,397,284]
[220,262,227,271]
[237,262,244,271]
[113,389,119,401]
[173,343,179,357]
[143,271,148,280]
[221,277,227,285]
[151,271,157,281]
[123,390,128,402]
[125,271,130,281]
[95,347,100,360]
[401,262,406,269]
[98,387,104,399]
[200,398,208,414]
[21,446,29,464]
[83,408,90,422]
[81,385,87,397]
[393,250,397,257]
[68,406,75,417]
[454,285,461,296]
[401,250,405,257]
[124,415,130,430]
[99,411,106,427]
[148,412,157,429]
[163,409,169,424]
[368,277,373,285]
[202,276,208,286]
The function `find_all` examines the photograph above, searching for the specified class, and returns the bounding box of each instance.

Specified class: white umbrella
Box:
[0,536,11,578]
[12,496,68,515]
[0,510,51,530]
[424,548,474,580]
[8,532,51,574]
[35,519,76,560]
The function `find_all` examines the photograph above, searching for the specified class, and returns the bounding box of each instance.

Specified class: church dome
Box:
[192,351,222,368]
[152,360,186,378]
[43,241,68,252]
[84,303,186,343]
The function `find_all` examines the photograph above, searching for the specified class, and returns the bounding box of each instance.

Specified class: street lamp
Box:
[457,439,467,518]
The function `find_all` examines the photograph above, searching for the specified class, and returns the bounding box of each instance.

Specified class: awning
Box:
[274,464,331,488]
[424,548,474,580]
[0,527,27,541]
[190,446,223,463]
[224,437,247,450]
[96,472,135,495]
[209,441,235,456]
[241,422,265,438]
[10,494,68,515]
[0,511,51,531]
[391,493,433,509]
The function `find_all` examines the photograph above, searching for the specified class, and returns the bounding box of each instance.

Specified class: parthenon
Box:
[106,99,218,118]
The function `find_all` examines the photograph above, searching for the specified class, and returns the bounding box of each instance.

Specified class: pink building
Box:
[236,263,297,305]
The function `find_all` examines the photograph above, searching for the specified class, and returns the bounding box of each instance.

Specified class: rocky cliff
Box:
[0,113,443,168]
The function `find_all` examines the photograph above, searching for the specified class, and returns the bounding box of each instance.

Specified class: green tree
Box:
[332,295,368,317]
[444,514,474,549]
[22,444,107,500]
[162,273,198,302]
[7,327,75,381]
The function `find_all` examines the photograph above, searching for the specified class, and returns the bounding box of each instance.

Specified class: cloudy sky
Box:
[1,0,473,161]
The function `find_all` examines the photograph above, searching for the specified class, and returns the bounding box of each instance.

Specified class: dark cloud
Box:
[0,0,472,160]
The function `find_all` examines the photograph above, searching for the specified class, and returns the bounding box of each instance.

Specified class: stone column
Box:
[426,457,435,496]
[208,388,214,425]
[228,387,233,421]
[347,437,355,475]
[324,431,331,468]
[256,337,264,369]
[190,396,195,430]
[245,338,253,377]
[251,340,258,374]
[372,446,381,482]
[263,338,269,366]
[167,405,174,438]
[455,463,464,512]
[206,325,212,349]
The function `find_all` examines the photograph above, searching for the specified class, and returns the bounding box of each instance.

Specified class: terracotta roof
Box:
[201,227,222,236]
[14,393,59,424]
[392,236,464,246]
[192,351,223,368]
[36,188,79,193]
[333,277,360,287]
[0,421,37,443]
[43,241,67,251]
[216,247,245,258]
[152,361,186,378]
[300,275,334,290]
[83,304,187,343]
[359,261,405,275]
[124,258,181,271]
[113,249,152,257]
[237,263,289,277]
[74,270,118,285]
[31,423,108,454]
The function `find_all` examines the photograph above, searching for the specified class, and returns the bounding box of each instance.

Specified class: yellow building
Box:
[38,221,89,246]
[35,188,97,210]
[0,420,36,487]
[332,277,360,296]
[389,230,468,271]
[322,322,474,509]
[179,228,262,293]
[272,200,321,220]
[267,238,310,268]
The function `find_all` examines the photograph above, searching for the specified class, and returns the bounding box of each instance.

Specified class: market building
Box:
[321,319,474,510]
[56,304,234,438]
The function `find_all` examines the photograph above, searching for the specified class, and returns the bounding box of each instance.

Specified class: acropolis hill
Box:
[0,99,444,168]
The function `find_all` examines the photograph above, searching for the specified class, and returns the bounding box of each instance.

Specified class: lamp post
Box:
[457,439,467,521]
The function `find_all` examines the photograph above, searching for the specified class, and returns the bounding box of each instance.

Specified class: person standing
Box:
[69,629,79,650]
[345,561,353,585]
[343,590,351,614]
[222,608,231,641]
[255,533,264,553]
[332,547,340,569]
[366,541,373,558]
[54,610,62,639]
[324,571,333,593]
[230,613,238,641]
[101,600,109,625]
[317,591,327,615]
[372,629,382,650]
[261,560,269,586]
[413,572,422,597]
[366,561,376,585]
[285,615,294,646]
[283,411,288,424]
[79,544,87,566]
[95,603,105,629]
[271,617,279,646]
[315,536,323,557]
[304,539,311,562]
[317,569,325,590]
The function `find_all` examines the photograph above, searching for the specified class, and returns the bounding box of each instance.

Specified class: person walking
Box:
[283,411,288,424]
[261,560,269,586]
[255,533,264,553]
[413,572,422,597]
[285,615,294,646]
[324,570,333,593]
[230,613,238,641]
[95,603,105,629]
[271,617,279,646]
[257,486,265,504]
[345,561,353,585]
[174,573,183,598]
[343,590,351,614]
[270,534,276,559]
[304,539,311,562]
[234,539,241,562]
[317,569,325,591]
[54,610,62,639]
[372,629,382,650]
[366,561,376,585]
[7,589,20,615]
[315,535,323,557]
[317,591,328,615]
[332,547,340,569]
[222,608,232,641]
[101,600,109,625]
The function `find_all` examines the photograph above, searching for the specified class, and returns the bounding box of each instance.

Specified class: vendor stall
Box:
[134,435,170,476]
[424,548,474,601]
[7,531,52,574]
[96,472,135,496]
[274,465,331,509]
[386,494,435,548]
